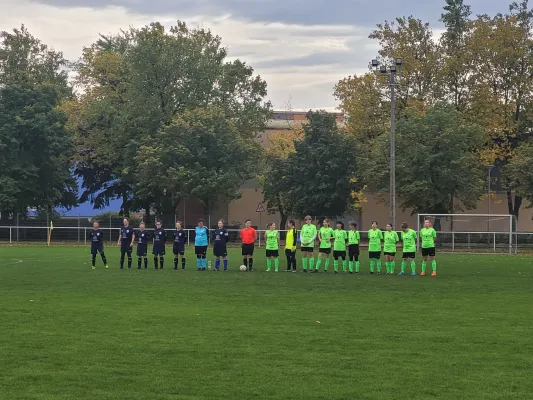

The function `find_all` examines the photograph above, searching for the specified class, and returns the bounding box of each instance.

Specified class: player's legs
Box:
[301,250,308,271]
[285,249,292,271]
[266,251,272,271]
[430,248,436,275]
[369,253,375,273]
[316,251,324,271]
[389,254,395,274]
[120,249,126,269]
[421,248,429,275]
[91,248,97,269]
[274,253,279,272]
[127,248,132,268]
[98,247,108,268]
[341,253,347,272]
[333,252,339,273]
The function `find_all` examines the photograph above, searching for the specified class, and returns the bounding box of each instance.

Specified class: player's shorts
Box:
[421,247,436,257]
[195,245,208,256]
[91,243,104,255]
[402,252,415,259]
[152,245,166,256]
[368,251,381,259]
[333,250,346,259]
[300,246,314,253]
[120,242,132,254]
[266,249,279,258]
[348,244,360,256]
[213,246,227,257]
[318,247,331,255]
[173,244,185,256]
[242,243,255,256]
[137,244,148,257]
[384,252,396,256]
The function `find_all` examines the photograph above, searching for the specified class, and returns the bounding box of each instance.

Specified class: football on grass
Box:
[239,265,247,271]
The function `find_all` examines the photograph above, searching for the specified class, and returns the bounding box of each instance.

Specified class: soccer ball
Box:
[239,265,247,271]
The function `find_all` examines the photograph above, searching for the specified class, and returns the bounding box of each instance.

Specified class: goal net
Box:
[417,214,517,254]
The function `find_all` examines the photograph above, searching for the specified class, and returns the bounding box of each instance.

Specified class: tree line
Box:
[2,0,533,227]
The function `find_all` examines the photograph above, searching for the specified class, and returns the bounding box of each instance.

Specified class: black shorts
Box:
[318,247,331,255]
[348,244,359,261]
[152,245,166,256]
[266,249,279,258]
[195,245,207,256]
[173,245,185,256]
[301,246,314,253]
[333,250,346,259]
[242,243,255,256]
[384,252,396,256]
[91,243,104,255]
[403,252,416,259]
[369,251,381,259]
[137,245,148,257]
[213,246,227,257]
[120,243,132,254]
[421,247,436,257]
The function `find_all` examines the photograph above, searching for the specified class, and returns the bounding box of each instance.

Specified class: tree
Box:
[438,0,473,110]
[135,107,260,219]
[504,142,533,215]
[67,21,271,216]
[283,111,361,218]
[259,125,304,230]
[365,105,485,219]
[0,26,77,214]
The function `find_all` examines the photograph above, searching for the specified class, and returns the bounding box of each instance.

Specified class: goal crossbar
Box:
[417,213,516,255]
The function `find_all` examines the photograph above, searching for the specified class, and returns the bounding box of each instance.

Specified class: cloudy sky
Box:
[1,0,505,110]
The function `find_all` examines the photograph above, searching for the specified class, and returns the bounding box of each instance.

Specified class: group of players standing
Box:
[88,216,438,276]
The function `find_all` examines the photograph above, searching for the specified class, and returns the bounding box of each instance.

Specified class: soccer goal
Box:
[417,214,517,255]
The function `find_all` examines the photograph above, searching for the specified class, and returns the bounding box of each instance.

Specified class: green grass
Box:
[0,246,532,399]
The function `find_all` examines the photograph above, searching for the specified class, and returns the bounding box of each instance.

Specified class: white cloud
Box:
[0,0,375,109]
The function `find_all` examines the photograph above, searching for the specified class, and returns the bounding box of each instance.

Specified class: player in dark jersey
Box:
[135,222,150,269]
[117,218,134,269]
[173,221,187,270]
[152,220,167,269]
[89,221,108,269]
[213,219,229,271]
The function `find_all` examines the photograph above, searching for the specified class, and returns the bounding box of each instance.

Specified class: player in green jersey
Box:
[333,221,348,273]
[368,221,383,274]
[420,219,437,276]
[399,222,417,276]
[348,221,361,273]
[315,219,334,273]
[383,223,399,274]
[265,222,279,272]
[299,215,317,272]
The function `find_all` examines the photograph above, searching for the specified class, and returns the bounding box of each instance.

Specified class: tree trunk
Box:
[507,192,522,231]
[279,213,288,241]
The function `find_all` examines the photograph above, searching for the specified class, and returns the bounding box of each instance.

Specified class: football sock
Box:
[411,261,416,273]
[215,259,220,270]
[159,257,164,269]
[91,254,96,267]
[243,258,248,268]
[182,258,186,269]
[324,258,330,271]
[422,262,427,273]
[120,255,124,268]
[349,261,354,273]
[315,258,322,271]
[333,260,338,272]
[369,259,375,273]
[274,258,279,272]
[101,253,107,265]
[390,261,395,273]
[432,260,437,272]
[174,257,179,269]
[196,258,201,269]
[248,258,253,270]
[266,259,271,271]
[342,260,347,272]
[127,256,132,268]
[309,258,315,270]
[223,259,228,270]
[144,258,148,268]
[355,261,360,272]
[401,261,406,273]
[377,259,382,273]
[302,258,308,270]
[138,257,142,268]
[154,257,159,268]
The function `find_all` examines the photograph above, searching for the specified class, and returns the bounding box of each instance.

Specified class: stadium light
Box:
[369,57,402,229]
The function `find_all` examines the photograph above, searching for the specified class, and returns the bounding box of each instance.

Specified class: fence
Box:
[0,225,529,252]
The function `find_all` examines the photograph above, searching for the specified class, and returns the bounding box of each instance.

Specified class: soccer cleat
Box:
[292,270,297,273]
[411,272,416,276]
[311,269,318,273]
[398,271,404,275]
[301,269,307,273]
[92,266,96,270]
[431,272,437,276]
[420,272,426,276]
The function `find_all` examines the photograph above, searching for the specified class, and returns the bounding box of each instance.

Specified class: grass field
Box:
[0,245,532,399]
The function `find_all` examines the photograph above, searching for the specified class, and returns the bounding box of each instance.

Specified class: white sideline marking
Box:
[7,259,23,265]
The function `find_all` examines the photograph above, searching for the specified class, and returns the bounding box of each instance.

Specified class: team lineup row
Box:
[87,216,439,276]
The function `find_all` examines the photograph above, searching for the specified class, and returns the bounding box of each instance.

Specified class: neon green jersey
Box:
[300,224,317,247]
[368,229,383,252]
[420,227,436,248]
[333,229,348,251]
[383,231,399,253]
[401,229,417,252]
[265,230,278,250]
[348,230,360,245]
[319,227,334,249]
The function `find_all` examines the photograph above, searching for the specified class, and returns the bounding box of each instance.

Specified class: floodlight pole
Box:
[370,58,402,229]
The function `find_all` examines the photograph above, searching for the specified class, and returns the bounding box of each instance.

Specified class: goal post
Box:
[417,214,517,255]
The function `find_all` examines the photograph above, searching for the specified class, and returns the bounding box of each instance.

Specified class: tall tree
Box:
[283,111,361,218]
[365,105,485,220]
[0,26,77,214]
